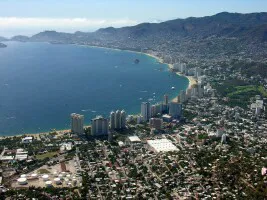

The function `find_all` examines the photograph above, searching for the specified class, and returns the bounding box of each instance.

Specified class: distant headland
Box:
[0,43,7,48]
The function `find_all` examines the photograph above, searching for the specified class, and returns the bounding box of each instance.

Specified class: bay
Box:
[0,42,188,135]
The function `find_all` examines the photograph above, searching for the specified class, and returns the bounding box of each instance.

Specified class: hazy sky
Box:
[0,0,266,37]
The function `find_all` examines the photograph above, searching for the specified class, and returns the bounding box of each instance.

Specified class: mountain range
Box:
[4,12,266,43]
[1,12,267,61]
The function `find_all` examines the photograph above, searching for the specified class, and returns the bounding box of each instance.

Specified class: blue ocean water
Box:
[0,42,188,135]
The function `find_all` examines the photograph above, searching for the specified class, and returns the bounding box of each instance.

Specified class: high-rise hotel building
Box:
[71,113,84,134]
[169,102,183,119]
[141,102,151,121]
[110,110,126,130]
[163,94,169,112]
[179,90,186,103]
[91,116,109,136]
[110,111,115,129]
[163,94,169,105]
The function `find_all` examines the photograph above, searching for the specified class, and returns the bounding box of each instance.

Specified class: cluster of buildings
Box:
[76,135,186,199]
[70,110,127,136]
[110,110,126,130]
[2,44,267,199]
[0,148,29,162]
[2,19,267,198]
[1,68,266,199]
[70,89,191,136]
[139,94,183,124]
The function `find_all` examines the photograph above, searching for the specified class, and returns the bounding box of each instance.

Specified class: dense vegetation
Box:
[212,79,267,108]
[230,60,267,79]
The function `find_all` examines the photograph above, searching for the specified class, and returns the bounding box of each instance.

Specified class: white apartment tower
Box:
[120,110,126,129]
[111,110,127,130]
[115,110,121,129]
[110,111,115,129]
[91,116,108,136]
[71,113,84,134]
[141,102,151,121]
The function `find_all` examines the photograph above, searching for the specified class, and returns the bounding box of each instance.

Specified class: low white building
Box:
[15,154,28,161]
[162,114,172,122]
[118,141,125,147]
[127,136,141,143]
[127,136,142,147]
[22,136,33,143]
[0,156,14,161]
[15,149,28,161]
[147,139,178,152]
[60,143,73,152]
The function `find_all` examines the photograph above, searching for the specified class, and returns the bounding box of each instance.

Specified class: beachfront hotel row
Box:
[70,73,207,136]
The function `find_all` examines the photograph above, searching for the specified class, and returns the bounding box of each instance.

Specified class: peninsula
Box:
[0,43,7,48]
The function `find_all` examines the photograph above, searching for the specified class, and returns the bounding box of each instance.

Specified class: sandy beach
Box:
[0,129,71,140]
[143,52,197,102]
[142,52,197,87]
[176,72,197,89]
[0,125,93,139]
[80,44,196,100]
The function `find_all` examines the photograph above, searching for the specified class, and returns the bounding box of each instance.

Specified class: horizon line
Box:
[1,11,267,38]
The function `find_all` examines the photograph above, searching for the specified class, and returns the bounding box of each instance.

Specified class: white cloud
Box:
[0,17,139,37]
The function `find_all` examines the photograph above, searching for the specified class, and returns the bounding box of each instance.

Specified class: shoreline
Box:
[140,52,197,101]
[80,44,196,98]
[71,44,197,102]
[0,129,71,139]
[0,43,196,138]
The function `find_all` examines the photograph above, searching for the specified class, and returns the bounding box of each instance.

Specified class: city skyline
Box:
[0,0,267,37]
[0,1,266,197]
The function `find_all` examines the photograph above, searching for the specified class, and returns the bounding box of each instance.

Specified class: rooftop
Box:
[128,136,141,143]
[147,139,179,152]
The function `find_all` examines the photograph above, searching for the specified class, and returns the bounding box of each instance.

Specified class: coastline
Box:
[0,129,71,140]
[75,43,197,101]
[0,43,196,137]
[140,52,197,102]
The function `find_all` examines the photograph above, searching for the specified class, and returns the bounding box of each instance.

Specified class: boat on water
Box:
[171,86,175,90]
